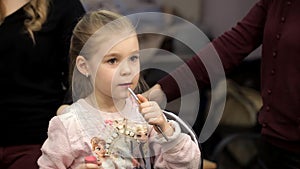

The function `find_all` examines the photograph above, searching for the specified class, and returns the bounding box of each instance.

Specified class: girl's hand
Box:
[75,156,104,169]
[75,163,100,169]
[137,94,173,136]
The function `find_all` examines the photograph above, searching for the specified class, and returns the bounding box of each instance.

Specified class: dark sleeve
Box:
[158,0,269,102]
[60,0,85,48]
[59,0,85,103]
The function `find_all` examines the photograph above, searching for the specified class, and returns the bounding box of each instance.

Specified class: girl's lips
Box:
[118,83,132,87]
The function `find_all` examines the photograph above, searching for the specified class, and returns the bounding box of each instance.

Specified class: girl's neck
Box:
[86,94,126,113]
[2,0,30,17]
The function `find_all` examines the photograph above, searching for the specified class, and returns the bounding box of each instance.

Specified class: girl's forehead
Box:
[86,34,139,62]
[106,36,139,53]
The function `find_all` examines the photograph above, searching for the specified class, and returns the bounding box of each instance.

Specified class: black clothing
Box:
[0,0,85,145]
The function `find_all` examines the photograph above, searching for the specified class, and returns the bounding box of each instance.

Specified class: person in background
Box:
[0,0,84,168]
[38,9,200,169]
[145,0,300,168]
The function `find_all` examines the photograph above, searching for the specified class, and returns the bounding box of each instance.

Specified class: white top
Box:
[38,98,201,169]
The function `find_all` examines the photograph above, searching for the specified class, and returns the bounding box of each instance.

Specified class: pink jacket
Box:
[38,99,201,169]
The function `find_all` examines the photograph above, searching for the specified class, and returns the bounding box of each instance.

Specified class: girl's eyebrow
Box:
[131,50,139,55]
[105,52,120,57]
[106,50,140,56]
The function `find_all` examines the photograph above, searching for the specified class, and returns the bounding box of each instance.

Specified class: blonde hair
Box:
[0,0,49,43]
[70,10,148,101]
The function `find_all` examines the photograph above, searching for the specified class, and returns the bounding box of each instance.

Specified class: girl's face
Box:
[90,35,140,102]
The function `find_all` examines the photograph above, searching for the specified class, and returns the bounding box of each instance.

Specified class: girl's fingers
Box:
[137,94,148,103]
[75,163,99,169]
[140,101,159,110]
[143,111,165,125]
[85,163,99,169]
[137,95,165,125]
[143,112,158,120]
[140,105,156,114]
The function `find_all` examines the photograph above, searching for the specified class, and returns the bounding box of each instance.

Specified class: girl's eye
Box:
[96,147,101,151]
[107,58,117,64]
[129,55,139,62]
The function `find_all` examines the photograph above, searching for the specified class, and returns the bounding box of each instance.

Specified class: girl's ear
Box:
[76,55,90,77]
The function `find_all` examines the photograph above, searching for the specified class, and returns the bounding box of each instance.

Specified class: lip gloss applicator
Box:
[128,88,169,141]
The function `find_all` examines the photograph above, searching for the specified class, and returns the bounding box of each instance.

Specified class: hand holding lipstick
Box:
[136,94,174,139]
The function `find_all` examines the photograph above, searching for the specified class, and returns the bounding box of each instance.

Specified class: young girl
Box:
[38,10,200,169]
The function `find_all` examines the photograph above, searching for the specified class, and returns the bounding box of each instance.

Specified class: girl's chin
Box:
[112,92,129,100]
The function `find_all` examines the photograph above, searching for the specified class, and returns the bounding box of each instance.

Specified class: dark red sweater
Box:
[158,0,300,152]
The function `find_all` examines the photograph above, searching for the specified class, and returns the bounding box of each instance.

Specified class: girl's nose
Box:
[119,60,131,76]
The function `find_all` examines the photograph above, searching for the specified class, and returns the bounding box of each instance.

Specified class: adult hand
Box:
[142,84,167,109]
[56,104,70,115]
